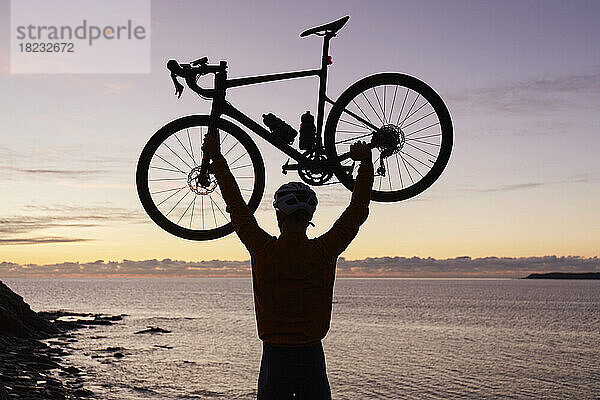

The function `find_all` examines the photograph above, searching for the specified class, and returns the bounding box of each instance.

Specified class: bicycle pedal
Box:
[282,159,299,175]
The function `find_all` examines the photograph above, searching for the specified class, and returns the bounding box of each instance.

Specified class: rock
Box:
[0,385,8,400]
[62,366,81,375]
[0,281,58,338]
[73,388,93,397]
[100,346,125,352]
[134,326,171,334]
[0,280,125,400]
[113,352,125,358]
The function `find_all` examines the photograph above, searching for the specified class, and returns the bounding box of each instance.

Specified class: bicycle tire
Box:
[324,73,453,202]
[136,115,265,240]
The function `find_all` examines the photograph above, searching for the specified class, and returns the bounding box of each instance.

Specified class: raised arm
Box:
[203,134,272,253]
[316,141,374,257]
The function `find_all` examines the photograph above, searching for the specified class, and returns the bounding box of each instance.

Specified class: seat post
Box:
[316,33,333,142]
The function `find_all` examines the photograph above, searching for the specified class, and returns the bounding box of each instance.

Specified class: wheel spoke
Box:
[336,130,369,134]
[383,86,387,123]
[402,110,435,130]
[399,94,420,128]
[406,121,441,137]
[209,194,217,227]
[342,105,378,131]
[372,87,387,124]
[229,151,247,167]
[405,142,438,158]
[395,88,409,126]
[340,118,370,130]
[223,141,240,157]
[402,152,427,176]
[220,132,229,146]
[335,132,373,145]
[164,142,193,170]
[178,195,196,225]
[187,129,196,165]
[174,133,196,167]
[150,165,186,174]
[385,157,392,190]
[352,99,376,128]
[362,92,384,125]
[399,153,415,184]
[389,85,399,123]
[408,138,441,147]
[395,154,403,189]
[406,130,441,139]
[230,164,252,171]
[201,195,204,229]
[154,154,186,174]
[152,186,186,195]
[149,177,187,182]
[189,196,196,229]
[157,186,186,207]
[210,192,229,221]
[166,191,190,217]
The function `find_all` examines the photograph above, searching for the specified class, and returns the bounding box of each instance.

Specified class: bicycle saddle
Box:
[300,15,350,37]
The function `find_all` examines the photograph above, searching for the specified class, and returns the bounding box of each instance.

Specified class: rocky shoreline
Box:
[0,281,124,399]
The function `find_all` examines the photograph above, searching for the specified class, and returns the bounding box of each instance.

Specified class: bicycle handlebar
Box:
[167,58,221,99]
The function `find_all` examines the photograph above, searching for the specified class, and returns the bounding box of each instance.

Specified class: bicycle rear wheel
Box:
[136,115,265,240]
[325,73,453,202]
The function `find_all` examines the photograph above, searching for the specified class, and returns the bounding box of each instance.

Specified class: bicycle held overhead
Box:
[136,15,453,241]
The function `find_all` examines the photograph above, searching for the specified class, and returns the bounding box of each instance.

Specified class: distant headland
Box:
[524,272,600,280]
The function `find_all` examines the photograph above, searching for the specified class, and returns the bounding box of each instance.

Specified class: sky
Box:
[1,0,599,276]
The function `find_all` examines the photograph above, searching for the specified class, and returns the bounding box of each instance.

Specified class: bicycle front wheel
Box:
[136,115,265,240]
[325,73,453,202]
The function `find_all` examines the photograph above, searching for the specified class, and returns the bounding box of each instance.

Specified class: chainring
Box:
[298,150,334,186]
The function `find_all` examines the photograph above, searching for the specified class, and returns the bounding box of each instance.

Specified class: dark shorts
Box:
[257,341,331,400]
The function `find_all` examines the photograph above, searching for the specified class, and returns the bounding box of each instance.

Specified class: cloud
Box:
[335,256,600,278]
[0,144,130,181]
[474,173,598,193]
[478,182,548,193]
[0,205,145,236]
[448,70,600,115]
[0,237,91,245]
[1,166,108,177]
[0,258,251,277]
[0,256,597,278]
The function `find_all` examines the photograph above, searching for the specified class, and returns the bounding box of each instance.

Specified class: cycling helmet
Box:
[273,182,318,218]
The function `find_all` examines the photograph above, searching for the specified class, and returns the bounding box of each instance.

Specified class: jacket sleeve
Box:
[210,157,272,254]
[316,161,374,257]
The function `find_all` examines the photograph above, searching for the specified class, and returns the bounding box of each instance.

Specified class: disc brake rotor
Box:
[187,166,217,195]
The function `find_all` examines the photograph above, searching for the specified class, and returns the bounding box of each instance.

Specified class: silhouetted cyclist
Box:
[203,134,373,400]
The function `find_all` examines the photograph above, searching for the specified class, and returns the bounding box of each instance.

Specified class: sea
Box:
[4,278,599,399]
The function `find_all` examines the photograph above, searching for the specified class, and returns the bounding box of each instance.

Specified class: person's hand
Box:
[202,134,221,160]
[350,141,372,162]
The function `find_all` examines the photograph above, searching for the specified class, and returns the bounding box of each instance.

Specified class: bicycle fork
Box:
[197,62,228,187]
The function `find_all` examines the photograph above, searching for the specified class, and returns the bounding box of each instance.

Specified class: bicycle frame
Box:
[197,32,373,171]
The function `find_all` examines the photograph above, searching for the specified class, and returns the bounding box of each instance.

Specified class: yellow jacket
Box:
[212,158,373,345]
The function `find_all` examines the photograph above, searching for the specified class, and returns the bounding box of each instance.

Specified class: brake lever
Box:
[170,73,184,98]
